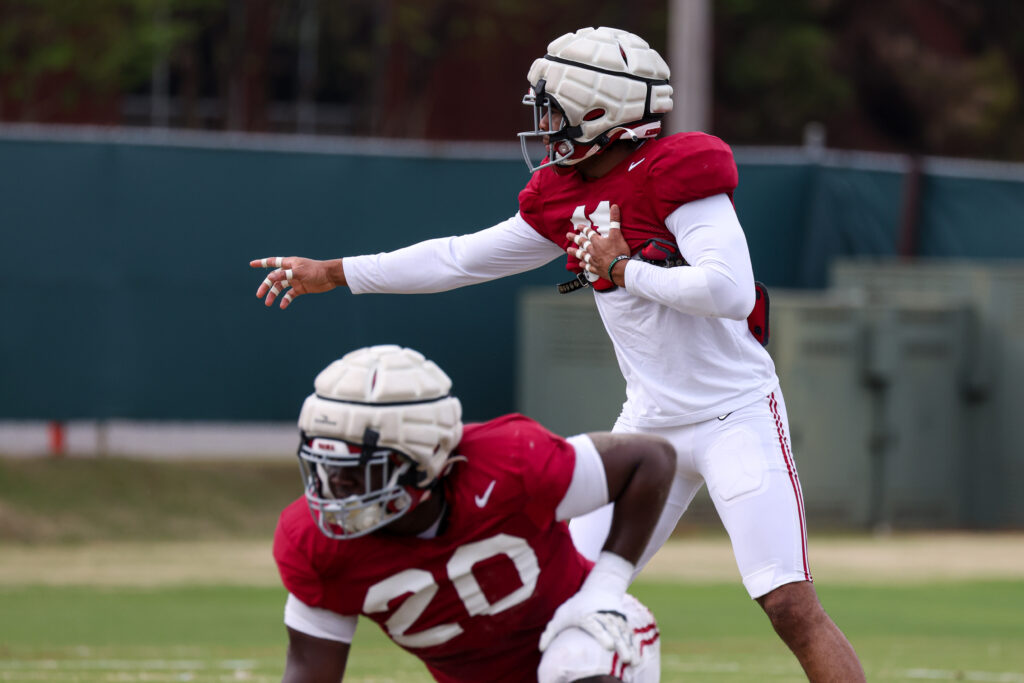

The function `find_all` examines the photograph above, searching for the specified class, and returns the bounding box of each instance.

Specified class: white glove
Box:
[539,552,637,663]
[578,609,639,665]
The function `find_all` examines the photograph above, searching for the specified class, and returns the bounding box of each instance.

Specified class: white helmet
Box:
[519,26,673,172]
[296,345,463,539]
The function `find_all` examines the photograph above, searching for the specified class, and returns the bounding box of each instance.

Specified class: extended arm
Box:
[345,214,562,294]
[251,214,562,308]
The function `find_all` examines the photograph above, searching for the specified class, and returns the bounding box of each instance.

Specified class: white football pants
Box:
[570,386,811,599]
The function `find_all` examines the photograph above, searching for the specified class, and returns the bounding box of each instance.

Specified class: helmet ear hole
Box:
[583,108,605,121]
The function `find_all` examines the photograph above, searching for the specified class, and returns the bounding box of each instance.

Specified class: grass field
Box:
[2,457,1023,682]
[2,579,1023,682]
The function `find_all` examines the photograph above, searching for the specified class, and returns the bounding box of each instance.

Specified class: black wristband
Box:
[607,254,630,283]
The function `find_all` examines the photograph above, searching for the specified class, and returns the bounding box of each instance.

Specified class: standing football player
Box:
[276,344,671,682]
[254,27,865,682]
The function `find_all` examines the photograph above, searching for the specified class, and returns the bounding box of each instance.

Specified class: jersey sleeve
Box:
[510,417,578,527]
[555,434,609,521]
[284,593,358,643]
[344,215,561,294]
[648,133,739,222]
[517,170,553,242]
[273,504,326,608]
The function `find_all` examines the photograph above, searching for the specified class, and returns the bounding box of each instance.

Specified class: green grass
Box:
[2,457,1022,681]
[631,581,1024,681]
[0,457,299,543]
[2,581,1022,682]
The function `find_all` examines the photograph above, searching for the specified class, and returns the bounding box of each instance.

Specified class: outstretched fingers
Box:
[250,256,299,307]
[263,275,298,308]
[250,256,286,269]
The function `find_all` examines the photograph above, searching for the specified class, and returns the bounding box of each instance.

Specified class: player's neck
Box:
[378,490,447,537]
[576,141,643,179]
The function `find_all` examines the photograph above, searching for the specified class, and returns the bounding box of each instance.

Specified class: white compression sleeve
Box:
[345,213,563,294]
[624,193,755,320]
[556,435,610,521]
[284,593,358,643]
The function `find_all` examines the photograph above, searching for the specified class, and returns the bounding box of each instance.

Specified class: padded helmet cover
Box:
[527,26,673,145]
[297,345,463,486]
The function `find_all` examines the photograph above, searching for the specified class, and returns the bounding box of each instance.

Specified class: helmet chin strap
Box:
[601,121,662,145]
[555,119,662,168]
[553,139,602,167]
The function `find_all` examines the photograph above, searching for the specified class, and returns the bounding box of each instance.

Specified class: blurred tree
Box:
[714,0,853,145]
[0,0,214,123]
[713,0,1024,158]
[833,0,1022,156]
[0,0,1021,159]
[313,0,666,139]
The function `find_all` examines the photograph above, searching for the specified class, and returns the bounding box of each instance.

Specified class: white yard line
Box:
[900,669,1024,682]
[0,660,255,670]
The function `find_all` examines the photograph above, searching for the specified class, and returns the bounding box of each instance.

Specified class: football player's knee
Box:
[761,584,823,635]
[537,628,607,683]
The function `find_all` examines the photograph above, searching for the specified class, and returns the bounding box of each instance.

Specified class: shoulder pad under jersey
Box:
[645,132,739,221]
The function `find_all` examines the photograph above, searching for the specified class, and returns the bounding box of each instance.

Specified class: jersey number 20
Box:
[362,533,540,648]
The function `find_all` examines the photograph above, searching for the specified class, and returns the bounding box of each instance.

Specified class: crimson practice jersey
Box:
[519,131,738,287]
[274,415,590,683]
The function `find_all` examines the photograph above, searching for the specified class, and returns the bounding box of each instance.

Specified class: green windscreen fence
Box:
[919,174,1024,258]
[2,129,1022,421]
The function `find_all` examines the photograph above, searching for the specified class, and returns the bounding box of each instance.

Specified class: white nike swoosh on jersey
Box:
[475,480,497,508]
[628,158,646,172]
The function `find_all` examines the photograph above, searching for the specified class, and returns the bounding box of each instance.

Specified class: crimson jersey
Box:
[274,414,590,683]
[519,132,738,285]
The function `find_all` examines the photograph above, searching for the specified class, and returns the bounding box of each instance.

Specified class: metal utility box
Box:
[518,277,990,530]
[863,300,974,528]
[768,290,975,529]
[768,290,875,527]
[831,260,1024,527]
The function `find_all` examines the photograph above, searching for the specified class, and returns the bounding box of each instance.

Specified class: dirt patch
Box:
[0,540,282,587]
[2,533,1023,587]
[641,532,1024,584]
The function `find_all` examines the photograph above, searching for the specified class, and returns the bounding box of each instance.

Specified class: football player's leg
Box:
[538,594,660,683]
[569,422,701,573]
[699,390,864,681]
[697,393,810,597]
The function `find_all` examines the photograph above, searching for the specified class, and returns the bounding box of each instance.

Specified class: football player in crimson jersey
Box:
[253,27,864,682]
[277,345,672,683]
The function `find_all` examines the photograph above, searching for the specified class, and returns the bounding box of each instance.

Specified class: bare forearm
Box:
[603,452,672,562]
[282,629,349,683]
[588,433,675,564]
[325,258,347,288]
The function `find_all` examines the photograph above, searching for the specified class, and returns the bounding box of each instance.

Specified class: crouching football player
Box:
[274,345,674,682]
